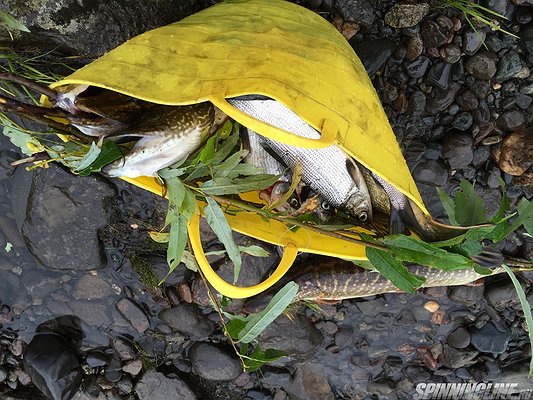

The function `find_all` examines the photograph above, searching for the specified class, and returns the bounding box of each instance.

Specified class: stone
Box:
[406,34,423,61]
[440,44,461,64]
[122,359,142,376]
[485,280,520,310]
[493,130,533,176]
[190,343,241,381]
[463,30,485,55]
[408,91,426,116]
[111,336,137,361]
[442,344,478,369]
[406,56,430,79]
[159,304,215,339]
[412,160,449,186]
[115,298,150,334]
[425,62,452,89]
[72,274,114,300]
[425,84,461,115]
[334,0,375,26]
[384,3,429,28]
[465,52,497,80]
[21,165,114,270]
[470,321,510,354]
[494,50,523,82]
[351,39,396,76]
[497,111,526,131]
[285,363,335,400]
[442,131,473,170]
[421,20,448,49]
[452,112,474,131]
[23,333,83,400]
[448,285,484,306]
[447,327,471,349]
[135,371,196,400]
[456,91,479,111]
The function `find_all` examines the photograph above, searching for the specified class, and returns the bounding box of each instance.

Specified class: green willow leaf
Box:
[382,235,476,270]
[436,187,458,226]
[74,142,101,172]
[213,150,247,178]
[454,180,487,226]
[0,10,30,34]
[502,265,533,377]
[239,245,269,257]
[204,197,242,283]
[200,174,280,195]
[366,248,424,294]
[77,141,123,176]
[239,281,299,344]
[243,346,287,372]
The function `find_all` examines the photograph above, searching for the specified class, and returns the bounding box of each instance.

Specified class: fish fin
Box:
[389,206,405,235]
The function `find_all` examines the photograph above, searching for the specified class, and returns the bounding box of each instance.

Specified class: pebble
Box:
[425,84,461,114]
[497,110,526,131]
[493,130,533,176]
[406,56,430,79]
[465,52,497,80]
[442,344,478,369]
[72,274,114,300]
[447,327,471,349]
[425,62,452,89]
[456,90,479,111]
[494,50,523,82]
[421,20,449,49]
[442,131,474,170]
[423,301,440,313]
[335,0,375,26]
[463,30,485,55]
[115,298,150,334]
[452,112,474,131]
[285,363,335,400]
[440,45,461,64]
[352,39,396,76]
[135,371,196,400]
[470,321,510,354]
[384,3,429,28]
[122,359,142,376]
[190,343,241,381]
[405,34,423,61]
[111,336,137,361]
[159,304,215,339]
[412,160,449,185]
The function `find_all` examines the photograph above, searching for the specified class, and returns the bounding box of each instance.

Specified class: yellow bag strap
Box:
[188,211,298,299]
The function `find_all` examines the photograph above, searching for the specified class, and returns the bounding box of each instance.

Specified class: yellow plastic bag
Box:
[51,0,429,298]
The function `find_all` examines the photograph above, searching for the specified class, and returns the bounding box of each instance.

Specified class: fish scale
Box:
[229,98,372,220]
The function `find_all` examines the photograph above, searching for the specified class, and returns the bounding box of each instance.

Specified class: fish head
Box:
[344,191,372,223]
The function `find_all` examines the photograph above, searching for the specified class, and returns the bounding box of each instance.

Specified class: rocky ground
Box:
[1,0,533,399]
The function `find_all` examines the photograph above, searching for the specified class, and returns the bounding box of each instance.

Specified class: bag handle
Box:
[207,94,337,149]
[188,211,299,299]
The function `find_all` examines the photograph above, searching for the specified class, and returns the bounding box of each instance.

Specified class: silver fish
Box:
[229,98,372,222]
[104,102,218,178]
[243,128,334,222]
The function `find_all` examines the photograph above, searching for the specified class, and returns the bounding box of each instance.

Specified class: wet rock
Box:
[259,314,323,363]
[447,327,471,349]
[110,336,137,361]
[452,112,473,131]
[406,34,424,61]
[115,298,150,334]
[425,84,461,114]
[21,165,114,271]
[159,304,215,339]
[516,93,533,109]
[122,359,142,376]
[470,321,510,354]
[497,111,526,131]
[406,56,430,79]
[494,130,533,176]
[23,332,82,400]
[442,131,473,169]
[285,363,334,400]
[86,351,108,368]
[4,0,208,57]
[412,160,448,186]
[0,367,7,383]
[190,343,240,381]
[335,0,375,26]
[448,285,484,306]
[440,45,461,64]
[517,6,533,24]
[465,52,497,80]
[463,30,485,55]
[384,3,429,28]
[351,39,396,76]
[426,62,452,89]
[408,91,427,116]
[442,344,478,369]
[69,301,111,327]
[485,280,520,310]
[421,20,448,49]
[456,90,479,111]
[72,274,114,300]
[494,50,523,81]
[135,371,196,400]
[260,371,291,390]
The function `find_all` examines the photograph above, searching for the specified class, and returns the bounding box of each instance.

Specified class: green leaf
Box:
[164,177,186,226]
[161,214,188,283]
[436,187,458,226]
[382,235,477,270]
[239,281,299,343]
[502,265,533,378]
[200,174,280,195]
[213,150,247,178]
[223,163,262,179]
[2,122,44,155]
[148,231,170,243]
[180,188,197,220]
[198,135,217,163]
[268,162,302,211]
[0,10,30,34]
[454,180,487,226]
[365,247,425,294]
[518,198,533,236]
[204,197,242,283]
[226,318,249,340]
[180,250,198,272]
[239,245,270,257]
[243,346,287,372]
[74,142,101,171]
[492,177,510,222]
[77,141,123,176]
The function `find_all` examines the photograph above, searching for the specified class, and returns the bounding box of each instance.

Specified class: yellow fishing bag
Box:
[51,0,429,298]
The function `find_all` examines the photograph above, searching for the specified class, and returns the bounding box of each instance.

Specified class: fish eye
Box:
[289,198,300,208]
[321,201,331,211]
[358,212,368,222]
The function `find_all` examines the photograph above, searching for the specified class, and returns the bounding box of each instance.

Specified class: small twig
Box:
[0,71,58,101]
